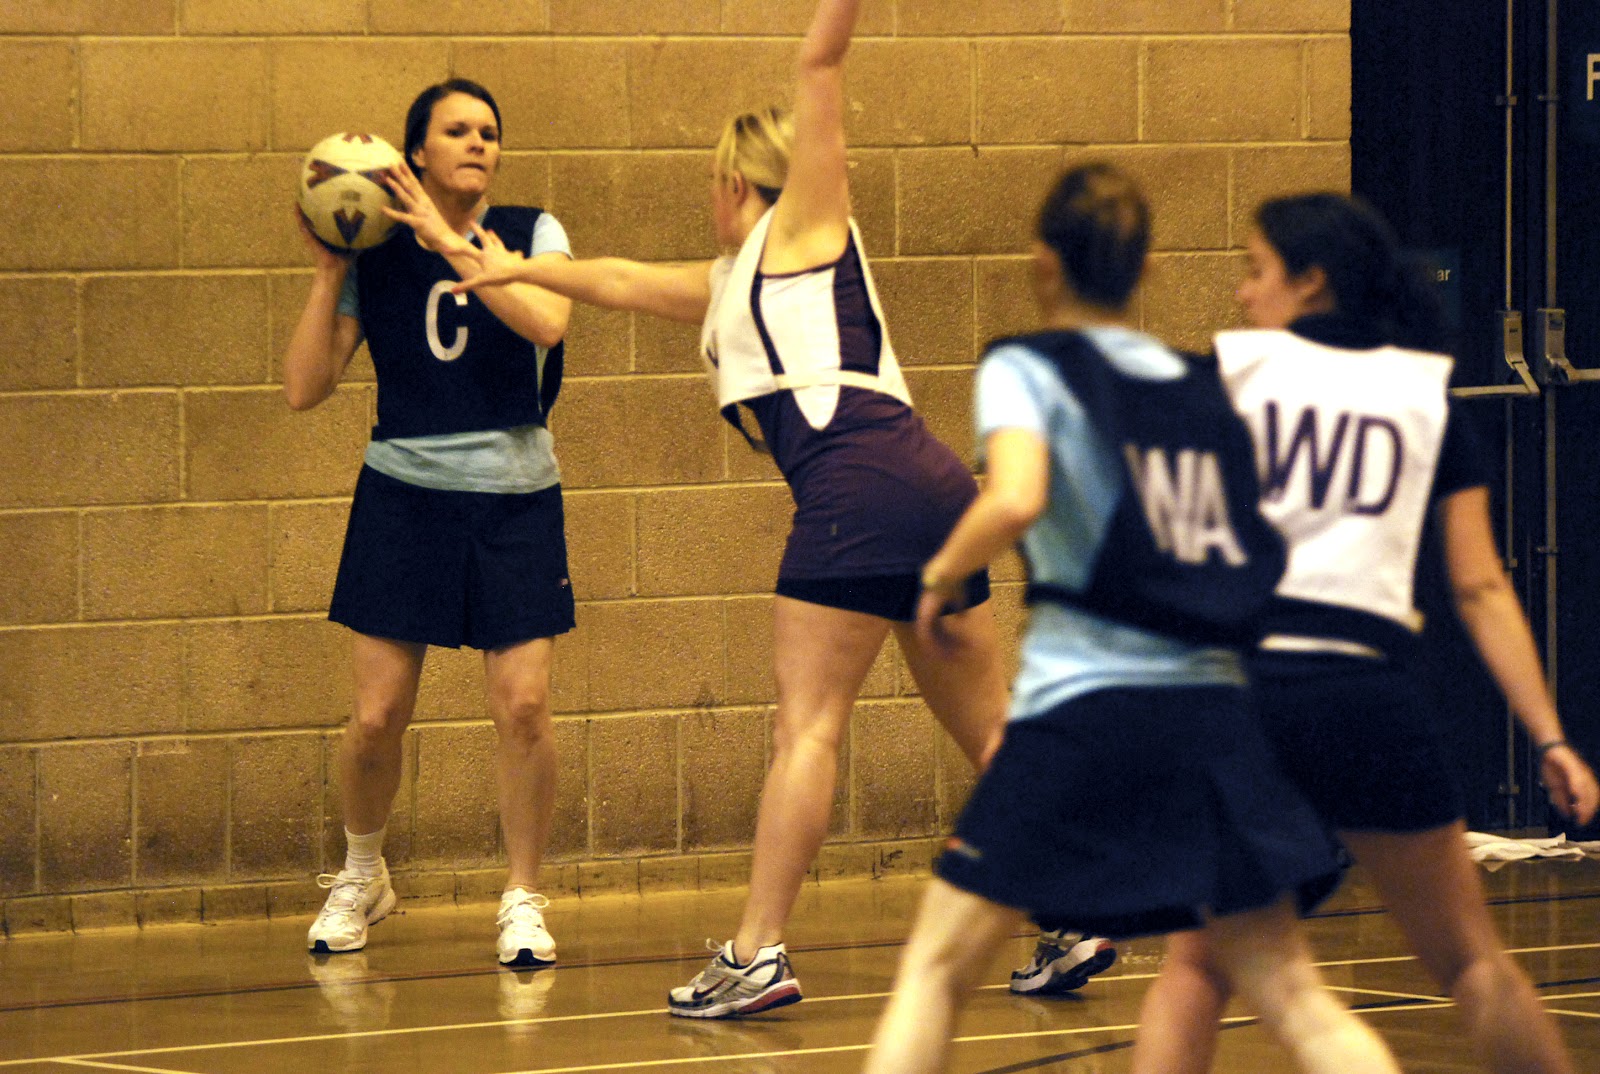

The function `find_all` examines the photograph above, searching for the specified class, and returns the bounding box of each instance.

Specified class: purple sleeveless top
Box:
[739,237,978,579]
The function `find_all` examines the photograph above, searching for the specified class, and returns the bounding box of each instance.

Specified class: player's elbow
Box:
[1449,571,1506,615]
[283,380,326,411]
[797,34,849,76]
[527,305,570,348]
[989,488,1045,535]
[528,324,566,349]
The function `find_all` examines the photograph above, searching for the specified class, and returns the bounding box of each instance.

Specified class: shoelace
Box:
[682,940,735,989]
[497,891,550,928]
[314,872,376,924]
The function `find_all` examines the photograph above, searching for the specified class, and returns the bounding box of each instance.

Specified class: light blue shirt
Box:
[977,326,1245,721]
[339,210,571,494]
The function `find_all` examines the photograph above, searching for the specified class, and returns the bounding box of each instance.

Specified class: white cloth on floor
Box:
[1465,831,1600,870]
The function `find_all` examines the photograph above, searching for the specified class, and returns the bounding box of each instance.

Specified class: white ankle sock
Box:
[343,827,385,877]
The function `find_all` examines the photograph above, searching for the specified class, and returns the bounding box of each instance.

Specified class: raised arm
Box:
[764,0,859,270]
[283,213,363,411]
[1440,486,1600,824]
[452,225,713,325]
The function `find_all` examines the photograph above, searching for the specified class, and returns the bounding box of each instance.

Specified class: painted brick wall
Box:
[0,0,1351,932]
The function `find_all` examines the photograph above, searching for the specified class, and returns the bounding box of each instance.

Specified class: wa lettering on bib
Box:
[1007,330,1284,646]
[1123,444,1249,568]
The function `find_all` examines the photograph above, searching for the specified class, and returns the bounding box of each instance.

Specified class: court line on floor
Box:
[1,941,1593,1068]
[0,987,1467,1073]
[0,982,1311,1069]
[1329,984,1454,1004]
[1539,989,1600,1018]
[497,1022,1152,1073]
[496,1001,1469,1074]
[8,908,1598,1017]
[57,1060,197,1074]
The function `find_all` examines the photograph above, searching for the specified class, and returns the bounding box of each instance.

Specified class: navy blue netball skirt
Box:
[1251,653,1466,833]
[936,684,1342,939]
[328,466,576,651]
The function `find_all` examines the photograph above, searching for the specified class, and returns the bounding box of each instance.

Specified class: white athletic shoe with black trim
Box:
[1009,930,1117,995]
[497,890,556,967]
[307,862,396,954]
[667,940,802,1019]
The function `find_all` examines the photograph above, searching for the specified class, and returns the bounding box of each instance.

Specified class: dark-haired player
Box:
[1130,192,1599,1074]
[284,79,574,967]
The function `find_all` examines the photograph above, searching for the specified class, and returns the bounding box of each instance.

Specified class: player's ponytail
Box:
[713,107,794,205]
[1037,162,1150,310]
[1380,254,1448,353]
[1255,193,1445,352]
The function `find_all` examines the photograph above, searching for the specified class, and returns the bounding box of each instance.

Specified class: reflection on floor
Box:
[2,861,1597,1073]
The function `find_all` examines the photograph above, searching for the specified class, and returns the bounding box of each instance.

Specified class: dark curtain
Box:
[1351,0,1600,830]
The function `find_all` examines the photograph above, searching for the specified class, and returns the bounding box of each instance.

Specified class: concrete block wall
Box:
[0,0,1351,933]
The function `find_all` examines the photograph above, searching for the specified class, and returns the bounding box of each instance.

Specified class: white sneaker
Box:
[667,940,802,1019]
[497,889,556,967]
[307,862,396,954]
[1009,929,1117,995]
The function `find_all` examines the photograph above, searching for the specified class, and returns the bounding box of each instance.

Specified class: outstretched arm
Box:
[1441,486,1600,824]
[452,225,713,325]
[382,161,570,346]
[765,0,859,271]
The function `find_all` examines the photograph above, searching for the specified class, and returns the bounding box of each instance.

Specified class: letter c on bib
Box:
[426,280,468,362]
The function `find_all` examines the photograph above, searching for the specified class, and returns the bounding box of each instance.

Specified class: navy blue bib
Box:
[357,205,564,440]
[1008,330,1285,646]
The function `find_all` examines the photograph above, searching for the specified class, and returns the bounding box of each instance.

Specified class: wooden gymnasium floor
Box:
[2,861,1598,1074]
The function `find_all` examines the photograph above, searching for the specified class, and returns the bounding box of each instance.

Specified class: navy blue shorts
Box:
[936,685,1342,940]
[1251,654,1466,833]
[776,571,991,623]
[328,466,576,650]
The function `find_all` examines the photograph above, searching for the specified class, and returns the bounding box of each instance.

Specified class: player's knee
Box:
[493,689,553,746]
[1442,948,1520,1003]
[770,706,847,757]
[348,699,412,743]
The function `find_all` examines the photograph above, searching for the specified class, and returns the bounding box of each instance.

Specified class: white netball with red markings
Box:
[297,132,404,251]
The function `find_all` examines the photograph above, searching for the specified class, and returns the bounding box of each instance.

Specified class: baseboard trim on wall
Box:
[0,837,945,938]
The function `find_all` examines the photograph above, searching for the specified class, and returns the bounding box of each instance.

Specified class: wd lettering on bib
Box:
[1214,327,1456,652]
[1122,445,1248,566]
[1262,403,1405,516]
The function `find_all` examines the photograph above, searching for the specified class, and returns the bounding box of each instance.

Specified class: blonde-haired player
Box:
[414,0,1024,1018]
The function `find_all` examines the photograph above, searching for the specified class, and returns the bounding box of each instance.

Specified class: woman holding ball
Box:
[425,0,1014,1018]
[283,78,576,968]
